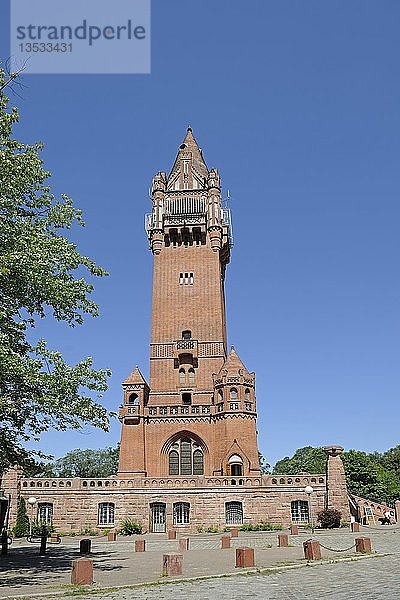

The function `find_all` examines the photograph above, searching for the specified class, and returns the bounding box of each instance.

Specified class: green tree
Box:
[13,496,30,537]
[258,451,271,474]
[342,450,400,505]
[38,446,120,478]
[0,66,111,474]
[273,446,326,475]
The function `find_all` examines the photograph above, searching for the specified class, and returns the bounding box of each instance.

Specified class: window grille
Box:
[291,500,309,523]
[37,503,53,524]
[193,449,204,475]
[173,502,190,525]
[98,502,115,526]
[225,501,243,525]
[180,440,192,475]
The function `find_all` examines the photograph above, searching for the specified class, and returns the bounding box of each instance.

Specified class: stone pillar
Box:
[230,527,239,538]
[235,547,254,568]
[107,531,117,542]
[168,529,177,540]
[324,445,351,521]
[278,534,288,547]
[163,553,183,576]
[178,538,189,551]
[351,522,360,533]
[221,534,231,549]
[71,558,93,585]
[355,537,372,554]
[290,524,298,535]
[0,467,22,527]
[135,539,146,552]
[303,539,321,560]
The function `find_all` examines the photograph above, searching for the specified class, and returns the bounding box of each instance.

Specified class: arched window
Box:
[230,388,238,400]
[193,449,204,475]
[98,502,115,526]
[244,388,250,401]
[169,450,179,475]
[179,368,186,385]
[225,501,243,525]
[128,393,139,404]
[291,500,309,523]
[37,503,53,524]
[229,454,243,477]
[188,368,195,385]
[168,438,204,476]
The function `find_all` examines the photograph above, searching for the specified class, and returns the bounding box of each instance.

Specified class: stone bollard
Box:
[135,539,146,552]
[221,534,231,549]
[230,527,239,538]
[278,533,289,547]
[303,539,321,560]
[80,538,92,554]
[351,522,360,533]
[178,538,189,551]
[71,558,93,585]
[290,524,299,535]
[163,553,183,576]
[355,537,372,554]
[168,529,177,540]
[108,531,117,542]
[235,547,255,568]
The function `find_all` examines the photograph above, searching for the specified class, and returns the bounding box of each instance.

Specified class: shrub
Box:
[119,518,142,535]
[317,509,342,529]
[31,519,54,536]
[240,522,283,531]
[13,497,30,537]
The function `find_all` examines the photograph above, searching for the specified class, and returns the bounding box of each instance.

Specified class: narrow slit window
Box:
[179,273,184,285]
[189,272,194,285]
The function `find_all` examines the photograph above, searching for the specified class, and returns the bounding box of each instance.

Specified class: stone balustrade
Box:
[21,474,326,491]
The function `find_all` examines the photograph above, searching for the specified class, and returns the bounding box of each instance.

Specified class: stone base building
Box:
[1,129,379,533]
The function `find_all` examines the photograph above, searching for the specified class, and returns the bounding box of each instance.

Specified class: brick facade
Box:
[1,129,354,532]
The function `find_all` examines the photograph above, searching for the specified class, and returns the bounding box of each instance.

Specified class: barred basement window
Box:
[37,503,53,524]
[173,502,190,525]
[98,502,115,526]
[291,500,309,523]
[225,501,243,525]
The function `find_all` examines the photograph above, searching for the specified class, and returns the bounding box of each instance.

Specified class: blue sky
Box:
[1,1,399,466]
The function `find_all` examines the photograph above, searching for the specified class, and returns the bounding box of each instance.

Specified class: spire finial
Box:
[187,125,192,132]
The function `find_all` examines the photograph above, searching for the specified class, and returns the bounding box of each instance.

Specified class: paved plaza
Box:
[0,526,399,599]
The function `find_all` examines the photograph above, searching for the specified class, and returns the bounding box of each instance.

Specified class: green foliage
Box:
[273,446,327,475]
[30,519,54,536]
[239,522,283,531]
[342,449,400,505]
[196,525,220,533]
[119,518,142,535]
[79,527,99,536]
[13,497,29,537]
[0,66,111,473]
[273,444,400,505]
[258,451,271,474]
[34,445,120,478]
[317,509,342,529]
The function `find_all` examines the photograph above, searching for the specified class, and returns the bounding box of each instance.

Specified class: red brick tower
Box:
[118,128,260,478]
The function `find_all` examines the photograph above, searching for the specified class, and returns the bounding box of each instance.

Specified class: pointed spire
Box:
[219,346,250,376]
[123,366,148,386]
[168,127,209,187]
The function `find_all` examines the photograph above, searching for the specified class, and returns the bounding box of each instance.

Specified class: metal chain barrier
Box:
[304,538,356,553]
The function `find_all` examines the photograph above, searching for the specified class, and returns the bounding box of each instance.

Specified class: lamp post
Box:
[27,496,37,537]
[304,485,314,533]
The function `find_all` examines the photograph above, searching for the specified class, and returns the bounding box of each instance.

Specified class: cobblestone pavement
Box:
[0,526,399,599]
[74,555,400,600]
